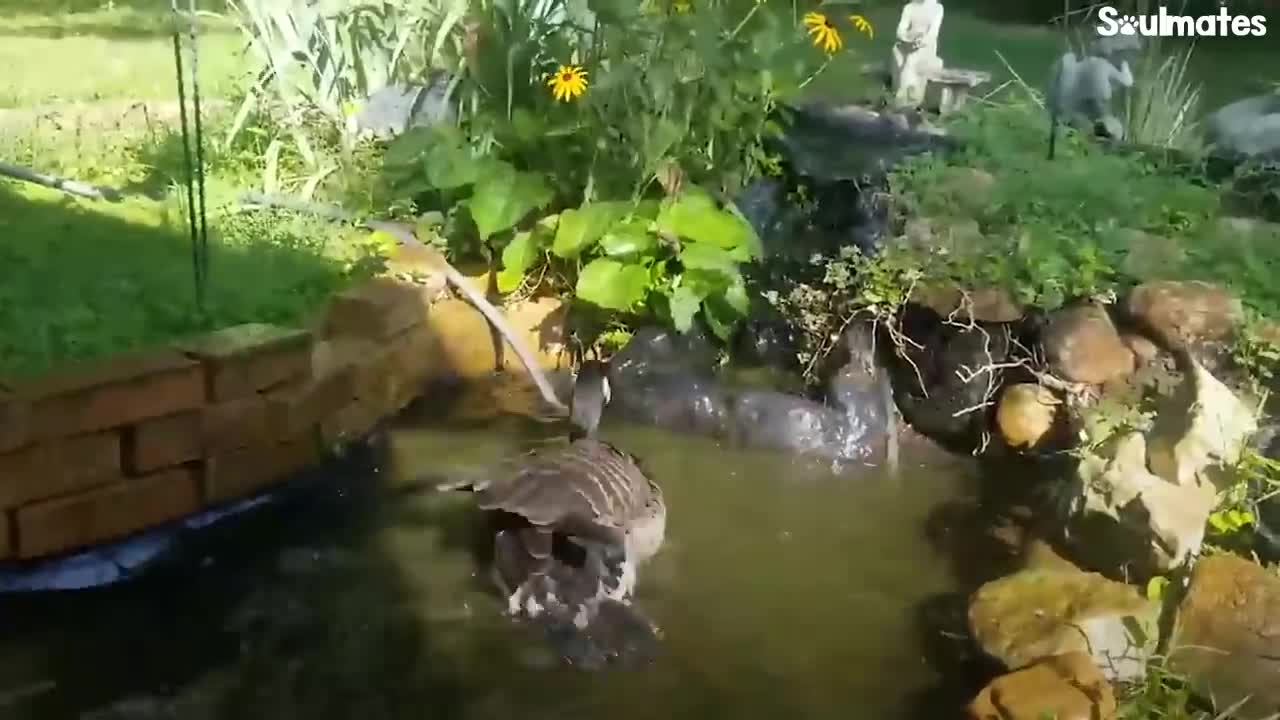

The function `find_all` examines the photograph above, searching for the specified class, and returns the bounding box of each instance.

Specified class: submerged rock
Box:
[967,567,1158,683]
[606,325,892,462]
[1169,554,1280,720]
[995,383,1060,451]
[1041,303,1135,385]
[1062,360,1257,576]
[966,651,1116,720]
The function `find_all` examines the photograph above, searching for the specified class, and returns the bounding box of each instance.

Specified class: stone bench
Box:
[924,67,992,115]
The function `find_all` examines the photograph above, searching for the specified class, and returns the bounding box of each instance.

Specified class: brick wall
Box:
[0,270,569,562]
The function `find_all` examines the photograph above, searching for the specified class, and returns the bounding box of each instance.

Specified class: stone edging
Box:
[0,270,570,562]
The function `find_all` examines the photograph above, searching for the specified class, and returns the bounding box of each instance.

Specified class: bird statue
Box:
[446,360,667,629]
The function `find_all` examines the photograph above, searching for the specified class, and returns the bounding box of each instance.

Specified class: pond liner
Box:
[0,435,385,594]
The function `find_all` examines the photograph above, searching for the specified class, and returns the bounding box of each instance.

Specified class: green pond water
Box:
[0,377,984,720]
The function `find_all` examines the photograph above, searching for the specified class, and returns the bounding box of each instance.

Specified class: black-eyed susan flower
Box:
[849,13,874,38]
[547,64,589,102]
[803,11,842,54]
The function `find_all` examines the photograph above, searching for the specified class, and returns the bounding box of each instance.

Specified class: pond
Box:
[0,376,986,720]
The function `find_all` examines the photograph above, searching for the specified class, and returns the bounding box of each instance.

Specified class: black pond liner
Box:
[0,434,386,594]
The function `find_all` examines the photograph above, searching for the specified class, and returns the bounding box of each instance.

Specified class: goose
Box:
[450,360,667,622]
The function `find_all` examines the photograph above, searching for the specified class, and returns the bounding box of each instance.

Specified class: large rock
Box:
[995,383,1060,450]
[1063,360,1257,575]
[1041,304,1135,385]
[966,652,1117,720]
[1125,281,1244,354]
[1146,359,1258,488]
[887,304,1013,450]
[933,166,997,216]
[1169,554,1280,720]
[1113,228,1185,281]
[968,567,1158,682]
[913,284,1024,323]
[1204,93,1280,159]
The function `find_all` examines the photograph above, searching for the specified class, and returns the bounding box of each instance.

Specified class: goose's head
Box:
[570,359,611,440]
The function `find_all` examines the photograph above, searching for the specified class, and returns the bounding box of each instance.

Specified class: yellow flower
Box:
[849,13,874,38]
[803,11,842,54]
[547,64,589,102]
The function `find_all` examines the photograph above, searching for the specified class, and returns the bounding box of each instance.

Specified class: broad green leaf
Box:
[682,268,731,296]
[552,201,631,258]
[657,187,761,257]
[723,272,750,315]
[600,219,658,257]
[426,141,487,190]
[679,241,739,276]
[467,166,553,241]
[701,295,740,341]
[497,230,541,293]
[668,284,704,333]
[576,258,651,310]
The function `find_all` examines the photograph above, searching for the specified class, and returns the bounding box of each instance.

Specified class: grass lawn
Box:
[0,1,376,379]
[0,0,245,108]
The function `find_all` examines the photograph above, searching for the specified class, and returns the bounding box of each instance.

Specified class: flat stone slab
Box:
[926,67,992,86]
[178,323,311,362]
[177,324,314,401]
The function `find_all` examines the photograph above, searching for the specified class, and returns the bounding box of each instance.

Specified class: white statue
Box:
[891,0,945,108]
[1046,48,1134,157]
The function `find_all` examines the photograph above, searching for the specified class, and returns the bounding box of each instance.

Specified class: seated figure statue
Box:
[891,0,945,108]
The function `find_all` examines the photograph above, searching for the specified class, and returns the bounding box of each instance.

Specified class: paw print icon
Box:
[1118,15,1138,35]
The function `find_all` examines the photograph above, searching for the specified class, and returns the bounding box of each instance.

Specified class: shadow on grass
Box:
[0,179,356,380]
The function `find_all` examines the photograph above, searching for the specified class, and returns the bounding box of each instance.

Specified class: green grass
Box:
[0,0,245,108]
[890,100,1280,316]
[0,177,374,380]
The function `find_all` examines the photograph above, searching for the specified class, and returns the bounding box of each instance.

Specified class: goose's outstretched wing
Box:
[476,439,653,545]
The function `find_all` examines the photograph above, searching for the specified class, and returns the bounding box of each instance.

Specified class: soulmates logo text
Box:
[1095,5,1268,37]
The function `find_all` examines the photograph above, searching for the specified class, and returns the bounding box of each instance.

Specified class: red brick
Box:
[0,432,121,509]
[264,364,356,440]
[0,386,28,454]
[15,466,200,559]
[21,350,203,439]
[178,324,313,401]
[322,278,430,341]
[127,412,202,473]
[203,433,321,504]
[201,394,270,453]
